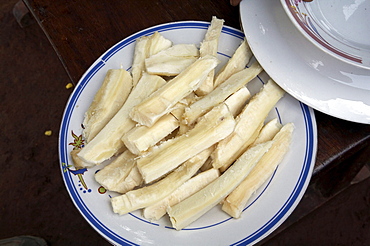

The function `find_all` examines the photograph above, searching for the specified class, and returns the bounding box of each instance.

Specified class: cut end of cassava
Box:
[70,148,95,169]
[122,113,179,155]
[94,150,140,194]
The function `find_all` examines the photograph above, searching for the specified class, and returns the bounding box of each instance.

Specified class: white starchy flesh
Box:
[212,79,285,171]
[167,141,273,230]
[252,118,282,146]
[145,44,199,76]
[131,36,150,86]
[131,32,172,86]
[130,55,219,127]
[217,121,264,172]
[176,93,197,135]
[200,17,224,57]
[224,87,251,117]
[145,54,197,77]
[182,86,251,139]
[178,84,249,136]
[137,103,235,184]
[170,100,190,136]
[169,101,188,121]
[222,123,294,218]
[77,17,296,231]
[183,61,262,126]
[195,70,215,97]
[114,145,128,157]
[114,165,144,194]
[177,123,190,136]
[195,16,224,96]
[82,69,133,143]
[77,73,167,165]
[122,102,187,155]
[111,148,212,215]
[143,168,220,221]
[94,150,142,193]
[70,148,95,169]
[147,31,173,57]
[122,113,179,155]
[214,39,253,87]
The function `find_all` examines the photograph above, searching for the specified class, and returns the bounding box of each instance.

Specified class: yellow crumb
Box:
[44,130,52,136]
[66,83,73,89]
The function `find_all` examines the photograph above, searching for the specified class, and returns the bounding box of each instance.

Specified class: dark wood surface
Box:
[24,0,241,84]
[21,0,370,245]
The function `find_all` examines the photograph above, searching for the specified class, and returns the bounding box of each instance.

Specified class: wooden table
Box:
[22,0,370,244]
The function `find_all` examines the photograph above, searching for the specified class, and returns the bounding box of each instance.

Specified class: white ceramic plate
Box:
[59,21,317,246]
[240,0,370,124]
[281,0,370,69]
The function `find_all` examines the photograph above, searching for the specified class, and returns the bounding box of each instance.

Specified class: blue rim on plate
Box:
[59,21,316,246]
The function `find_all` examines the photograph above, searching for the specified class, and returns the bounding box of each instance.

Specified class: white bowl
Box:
[280,0,370,70]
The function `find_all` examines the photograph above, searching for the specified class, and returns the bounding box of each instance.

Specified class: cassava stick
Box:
[78,73,166,165]
[83,69,133,143]
[195,16,224,96]
[212,79,285,171]
[167,141,273,230]
[137,103,235,184]
[111,147,213,215]
[130,55,219,127]
[222,123,294,218]
[183,61,262,126]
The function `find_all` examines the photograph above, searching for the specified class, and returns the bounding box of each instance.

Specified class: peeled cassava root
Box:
[69,16,294,231]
